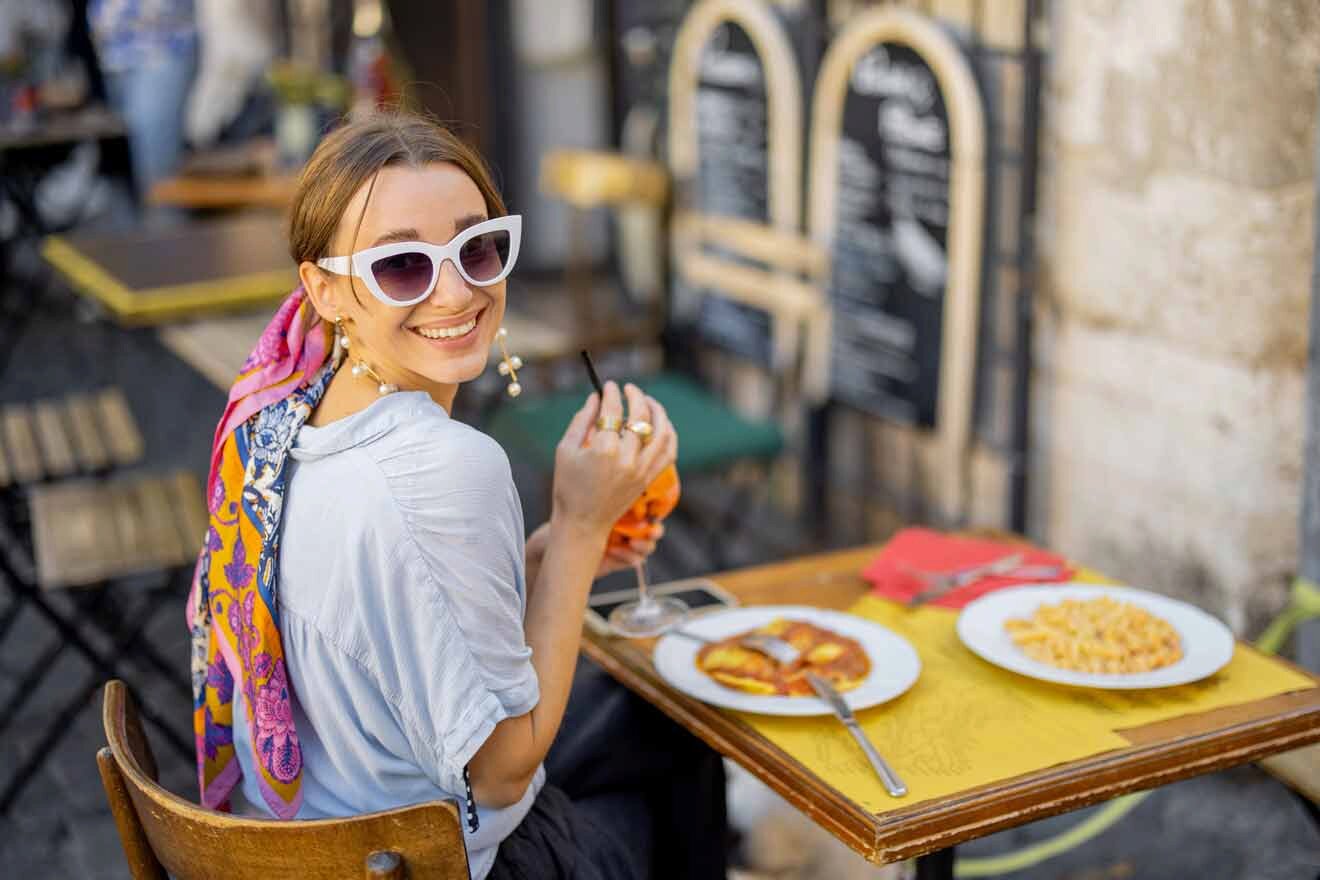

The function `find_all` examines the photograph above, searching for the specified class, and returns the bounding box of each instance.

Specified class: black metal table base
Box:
[915,846,956,880]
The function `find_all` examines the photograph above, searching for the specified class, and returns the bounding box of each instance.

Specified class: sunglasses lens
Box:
[458,230,512,283]
[369,251,434,302]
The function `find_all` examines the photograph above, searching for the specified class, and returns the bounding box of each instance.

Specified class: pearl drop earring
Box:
[495,326,523,397]
[336,316,397,395]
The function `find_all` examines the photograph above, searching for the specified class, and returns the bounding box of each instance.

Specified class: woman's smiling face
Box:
[317,162,507,394]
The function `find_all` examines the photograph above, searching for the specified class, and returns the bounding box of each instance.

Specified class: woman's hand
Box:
[549,381,677,538]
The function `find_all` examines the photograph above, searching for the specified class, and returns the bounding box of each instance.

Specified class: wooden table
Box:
[0,106,126,152]
[43,214,295,324]
[580,544,1320,867]
[148,173,298,211]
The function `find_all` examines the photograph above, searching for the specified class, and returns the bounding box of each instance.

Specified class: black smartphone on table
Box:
[584,577,738,635]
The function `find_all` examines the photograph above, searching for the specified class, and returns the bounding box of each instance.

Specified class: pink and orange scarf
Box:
[186,288,334,817]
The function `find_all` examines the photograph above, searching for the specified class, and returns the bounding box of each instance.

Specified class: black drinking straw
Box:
[580,350,605,397]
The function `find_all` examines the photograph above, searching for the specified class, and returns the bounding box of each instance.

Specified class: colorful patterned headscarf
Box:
[185,288,335,817]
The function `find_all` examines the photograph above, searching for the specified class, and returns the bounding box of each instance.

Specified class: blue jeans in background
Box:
[104,46,198,194]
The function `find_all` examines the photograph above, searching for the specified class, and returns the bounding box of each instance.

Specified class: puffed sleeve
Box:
[365,416,539,795]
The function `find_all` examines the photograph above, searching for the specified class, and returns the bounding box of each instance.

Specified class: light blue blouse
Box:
[230,391,543,880]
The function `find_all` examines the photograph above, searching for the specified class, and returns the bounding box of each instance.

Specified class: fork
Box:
[899,552,1063,607]
[741,633,907,797]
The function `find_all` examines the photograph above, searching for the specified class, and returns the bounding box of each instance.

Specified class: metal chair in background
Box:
[0,387,201,811]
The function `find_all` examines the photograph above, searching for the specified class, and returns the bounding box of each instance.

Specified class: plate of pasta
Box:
[956,584,1235,689]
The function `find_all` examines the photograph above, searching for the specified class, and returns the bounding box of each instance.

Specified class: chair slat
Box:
[30,480,104,588]
[2,406,44,484]
[97,388,145,467]
[132,477,186,568]
[64,393,112,472]
[106,480,146,575]
[87,481,129,584]
[168,471,208,559]
[32,400,78,478]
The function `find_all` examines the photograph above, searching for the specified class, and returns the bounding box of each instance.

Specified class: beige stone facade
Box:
[1033,0,1320,633]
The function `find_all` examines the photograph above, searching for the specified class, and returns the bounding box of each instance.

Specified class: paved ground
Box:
[0,283,1316,878]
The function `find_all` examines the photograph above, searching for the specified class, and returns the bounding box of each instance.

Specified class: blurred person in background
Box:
[186,0,277,148]
[88,0,197,191]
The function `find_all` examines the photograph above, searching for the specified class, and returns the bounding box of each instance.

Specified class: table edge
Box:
[44,235,292,323]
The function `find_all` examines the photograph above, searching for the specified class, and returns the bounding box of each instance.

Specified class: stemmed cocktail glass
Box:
[581,351,687,638]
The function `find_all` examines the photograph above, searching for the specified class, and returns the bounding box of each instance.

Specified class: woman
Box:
[187,112,727,879]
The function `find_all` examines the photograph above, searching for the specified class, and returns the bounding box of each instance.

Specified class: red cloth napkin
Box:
[863,528,1073,609]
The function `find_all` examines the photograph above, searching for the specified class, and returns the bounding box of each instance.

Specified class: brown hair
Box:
[287,112,506,265]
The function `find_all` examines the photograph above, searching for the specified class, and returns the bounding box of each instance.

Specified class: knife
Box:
[804,672,907,797]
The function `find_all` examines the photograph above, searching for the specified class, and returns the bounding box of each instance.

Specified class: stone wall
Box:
[1032,0,1320,633]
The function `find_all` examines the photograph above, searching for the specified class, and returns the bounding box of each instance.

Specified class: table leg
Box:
[914,846,956,880]
[805,403,830,543]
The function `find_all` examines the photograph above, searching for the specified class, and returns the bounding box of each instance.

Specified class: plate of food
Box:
[652,605,921,716]
[956,583,1235,689]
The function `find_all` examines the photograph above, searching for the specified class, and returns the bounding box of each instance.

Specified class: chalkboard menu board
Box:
[689,20,774,365]
[828,43,952,427]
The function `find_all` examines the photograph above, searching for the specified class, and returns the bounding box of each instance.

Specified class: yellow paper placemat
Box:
[732,588,1317,814]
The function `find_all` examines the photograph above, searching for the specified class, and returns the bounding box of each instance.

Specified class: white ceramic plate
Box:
[652,605,921,716]
[956,583,1235,689]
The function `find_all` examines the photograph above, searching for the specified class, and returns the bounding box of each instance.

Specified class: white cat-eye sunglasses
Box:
[316,215,522,307]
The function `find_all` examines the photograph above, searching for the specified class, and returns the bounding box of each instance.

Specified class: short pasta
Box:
[1003,596,1183,674]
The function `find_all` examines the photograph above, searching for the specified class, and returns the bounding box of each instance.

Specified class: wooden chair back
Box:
[97,680,471,879]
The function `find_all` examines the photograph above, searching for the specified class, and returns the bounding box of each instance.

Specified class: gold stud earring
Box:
[495,327,523,397]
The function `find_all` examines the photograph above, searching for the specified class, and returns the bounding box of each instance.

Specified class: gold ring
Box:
[626,420,654,443]
[596,415,623,433]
